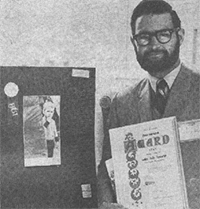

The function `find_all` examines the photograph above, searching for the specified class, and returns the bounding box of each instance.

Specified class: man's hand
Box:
[99,202,128,209]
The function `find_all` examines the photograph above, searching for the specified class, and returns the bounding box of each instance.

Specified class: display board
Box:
[0,67,97,208]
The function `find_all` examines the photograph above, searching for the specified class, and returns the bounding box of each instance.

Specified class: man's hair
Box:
[130,0,181,35]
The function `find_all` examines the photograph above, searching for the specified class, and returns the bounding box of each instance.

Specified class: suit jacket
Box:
[97,64,200,206]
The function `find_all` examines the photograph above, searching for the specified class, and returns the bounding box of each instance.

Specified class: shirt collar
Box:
[148,62,181,92]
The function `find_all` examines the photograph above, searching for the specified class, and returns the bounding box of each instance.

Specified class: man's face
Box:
[132,13,183,75]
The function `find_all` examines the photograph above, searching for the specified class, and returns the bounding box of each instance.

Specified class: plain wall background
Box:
[0,0,199,169]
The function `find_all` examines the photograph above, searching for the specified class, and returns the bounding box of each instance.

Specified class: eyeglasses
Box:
[133,28,180,46]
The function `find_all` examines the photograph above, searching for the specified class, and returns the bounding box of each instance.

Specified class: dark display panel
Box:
[0,67,97,209]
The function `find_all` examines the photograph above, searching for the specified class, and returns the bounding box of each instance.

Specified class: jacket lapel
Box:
[138,79,153,122]
[163,65,191,118]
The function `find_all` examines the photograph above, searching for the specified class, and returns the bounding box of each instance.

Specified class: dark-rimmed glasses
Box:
[133,28,180,46]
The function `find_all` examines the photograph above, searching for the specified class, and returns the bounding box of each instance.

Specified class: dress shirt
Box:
[148,63,181,92]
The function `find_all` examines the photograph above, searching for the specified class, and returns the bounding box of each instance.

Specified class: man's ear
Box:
[130,36,138,53]
[130,36,135,46]
[178,28,185,45]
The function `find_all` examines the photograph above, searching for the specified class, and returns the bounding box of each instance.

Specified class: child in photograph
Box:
[42,101,59,158]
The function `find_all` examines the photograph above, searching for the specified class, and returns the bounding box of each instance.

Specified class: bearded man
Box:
[98,0,200,208]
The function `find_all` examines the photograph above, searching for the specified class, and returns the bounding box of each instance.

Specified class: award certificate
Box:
[109,116,188,209]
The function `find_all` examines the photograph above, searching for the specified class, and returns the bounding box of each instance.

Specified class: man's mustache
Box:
[144,50,166,57]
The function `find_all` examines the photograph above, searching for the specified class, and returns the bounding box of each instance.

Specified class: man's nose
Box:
[149,35,161,49]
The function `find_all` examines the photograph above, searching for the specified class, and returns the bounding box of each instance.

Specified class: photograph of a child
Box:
[23,95,61,167]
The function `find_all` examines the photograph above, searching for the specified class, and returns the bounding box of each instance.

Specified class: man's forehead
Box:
[135,13,174,33]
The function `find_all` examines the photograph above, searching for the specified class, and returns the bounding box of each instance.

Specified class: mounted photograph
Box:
[23,95,61,167]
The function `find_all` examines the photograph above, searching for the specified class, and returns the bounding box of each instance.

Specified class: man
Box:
[98,0,200,208]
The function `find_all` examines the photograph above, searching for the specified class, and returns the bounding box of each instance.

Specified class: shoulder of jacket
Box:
[113,78,149,102]
[180,64,200,82]
[181,64,200,75]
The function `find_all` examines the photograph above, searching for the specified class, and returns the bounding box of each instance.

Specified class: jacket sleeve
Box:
[97,94,119,205]
[97,160,116,205]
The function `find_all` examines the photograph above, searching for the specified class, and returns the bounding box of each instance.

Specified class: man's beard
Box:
[136,41,180,74]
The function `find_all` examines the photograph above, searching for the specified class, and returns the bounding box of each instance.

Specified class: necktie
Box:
[155,79,169,115]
